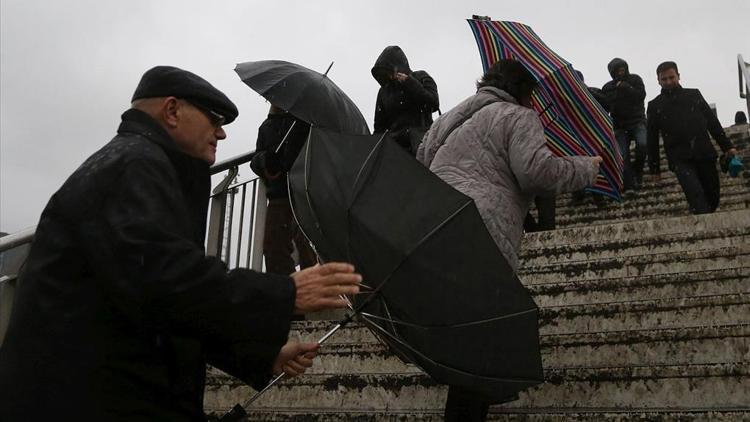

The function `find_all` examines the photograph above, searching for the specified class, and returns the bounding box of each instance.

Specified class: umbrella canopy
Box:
[235,60,370,135]
[467,18,623,201]
[288,128,544,400]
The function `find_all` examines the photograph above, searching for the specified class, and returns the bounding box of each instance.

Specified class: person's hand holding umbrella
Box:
[291,262,361,314]
[272,341,319,377]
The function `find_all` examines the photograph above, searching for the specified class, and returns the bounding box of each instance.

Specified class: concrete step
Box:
[554,195,750,229]
[521,227,750,268]
[203,363,749,413]
[228,408,750,421]
[280,318,750,371]
[528,266,750,307]
[286,323,749,374]
[519,244,750,283]
[537,293,750,335]
[522,209,750,249]
[552,180,749,216]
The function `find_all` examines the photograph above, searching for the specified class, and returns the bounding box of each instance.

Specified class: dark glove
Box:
[250,151,282,177]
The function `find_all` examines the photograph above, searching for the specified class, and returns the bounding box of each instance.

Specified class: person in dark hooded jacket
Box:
[0,66,362,422]
[647,61,737,214]
[602,58,647,191]
[372,45,439,155]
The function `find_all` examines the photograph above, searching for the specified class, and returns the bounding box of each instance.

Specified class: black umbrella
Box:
[288,128,544,400]
[234,60,370,135]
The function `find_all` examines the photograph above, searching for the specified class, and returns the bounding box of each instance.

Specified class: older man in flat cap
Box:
[0,66,361,421]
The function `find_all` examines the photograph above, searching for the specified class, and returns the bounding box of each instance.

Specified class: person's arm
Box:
[250,119,282,179]
[507,110,599,195]
[646,101,661,174]
[698,91,735,155]
[399,71,440,112]
[617,75,646,102]
[81,158,359,388]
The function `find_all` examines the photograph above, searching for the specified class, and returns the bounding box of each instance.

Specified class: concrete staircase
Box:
[204,124,750,421]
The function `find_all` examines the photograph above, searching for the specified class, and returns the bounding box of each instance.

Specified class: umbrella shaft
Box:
[274,120,298,154]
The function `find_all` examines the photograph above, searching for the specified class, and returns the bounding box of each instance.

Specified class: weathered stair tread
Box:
[528,267,750,306]
[519,244,750,283]
[204,363,748,411]
[225,408,749,422]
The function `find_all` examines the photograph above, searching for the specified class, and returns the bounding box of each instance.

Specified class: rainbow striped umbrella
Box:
[467,18,623,200]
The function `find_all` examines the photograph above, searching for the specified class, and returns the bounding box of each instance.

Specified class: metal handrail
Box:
[0,150,258,254]
[738,54,750,119]
[739,54,749,99]
[0,226,35,253]
[211,151,256,175]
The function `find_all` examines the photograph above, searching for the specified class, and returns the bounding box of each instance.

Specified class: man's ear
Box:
[162,97,180,128]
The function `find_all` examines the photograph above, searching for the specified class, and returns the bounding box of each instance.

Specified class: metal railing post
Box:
[250,182,267,271]
[206,167,238,257]
[738,54,750,118]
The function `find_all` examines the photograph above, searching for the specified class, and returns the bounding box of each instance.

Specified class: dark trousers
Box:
[672,158,721,214]
[444,386,490,422]
[615,123,647,190]
[524,195,556,232]
[263,198,318,275]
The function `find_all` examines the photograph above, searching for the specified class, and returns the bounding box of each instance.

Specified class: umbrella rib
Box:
[359,307,538,329]
[362,314,543,384]
[290,128,326,261]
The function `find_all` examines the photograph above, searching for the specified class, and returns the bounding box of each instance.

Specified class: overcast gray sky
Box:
[1,0,748,233]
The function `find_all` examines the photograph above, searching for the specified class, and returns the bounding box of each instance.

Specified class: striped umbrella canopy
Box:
[467,18,623,200]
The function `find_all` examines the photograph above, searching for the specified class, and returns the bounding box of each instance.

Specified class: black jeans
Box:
[672,158,720,214]
[524,195,556,232]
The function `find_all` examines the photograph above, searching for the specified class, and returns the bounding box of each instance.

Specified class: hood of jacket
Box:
[608,58,629,79]
[371,45,412,86]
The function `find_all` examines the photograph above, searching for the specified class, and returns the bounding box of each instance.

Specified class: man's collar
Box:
[661,85,683,95]
[117,108,209,171]
[117,108,180,152]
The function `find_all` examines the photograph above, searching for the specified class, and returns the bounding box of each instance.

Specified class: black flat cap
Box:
[132,66,239,124]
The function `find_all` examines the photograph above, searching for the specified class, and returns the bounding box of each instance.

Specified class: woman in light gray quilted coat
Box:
[417,59,601,273]
[418,58,602,422]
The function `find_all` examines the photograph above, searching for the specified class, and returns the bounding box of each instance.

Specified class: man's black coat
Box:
[647,86,733,173]
[0,109,295,421]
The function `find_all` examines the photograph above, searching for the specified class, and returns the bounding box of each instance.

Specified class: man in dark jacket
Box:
[372,45,439,155]
[602,58,647,191]
[250,105,317,277]
[0,66,361,422]
[647,61,737,214]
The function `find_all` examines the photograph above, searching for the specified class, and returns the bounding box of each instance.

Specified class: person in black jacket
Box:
[372,45,439,155]
[647,61,737,214]
[0,66,361,422]
[250,105,317,277]
[602,58,647,191]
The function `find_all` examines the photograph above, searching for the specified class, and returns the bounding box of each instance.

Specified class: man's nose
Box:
[215,127,227,140]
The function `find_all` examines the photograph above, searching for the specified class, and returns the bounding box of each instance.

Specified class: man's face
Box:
[172,100,226,164]
[615,67,627,79]
[657,68,680,90]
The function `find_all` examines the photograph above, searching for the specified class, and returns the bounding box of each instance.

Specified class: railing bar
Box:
[235,184,247,268]
[209,178,260,199]
[246,181,258,268]
[224,188,236,265]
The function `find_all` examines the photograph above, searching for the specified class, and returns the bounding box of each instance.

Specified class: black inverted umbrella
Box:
[288,128,544,400]
[234,60,370,135]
